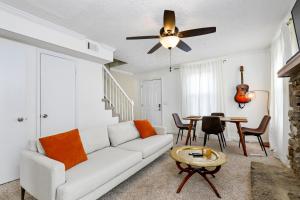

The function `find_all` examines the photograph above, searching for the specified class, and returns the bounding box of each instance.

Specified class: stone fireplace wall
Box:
[288,73,300,176]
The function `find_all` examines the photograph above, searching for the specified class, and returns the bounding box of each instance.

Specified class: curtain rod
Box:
[172,58,228,69]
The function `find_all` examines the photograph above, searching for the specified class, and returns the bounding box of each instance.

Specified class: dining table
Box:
[182,116,249,156]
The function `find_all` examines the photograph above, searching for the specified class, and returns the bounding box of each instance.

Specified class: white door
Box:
[40,54,76,137]
[141,79,162,126]
[0,39,33,184]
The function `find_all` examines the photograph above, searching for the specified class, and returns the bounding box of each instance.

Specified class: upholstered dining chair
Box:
[211,113,226,147]
[172,113,196,144]
[202,116,225,152]
[240,115,271,156]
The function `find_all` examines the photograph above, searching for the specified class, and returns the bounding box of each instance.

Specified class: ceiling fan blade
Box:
[147,43,162,54]
[177,40,192,52]
[178,27,216,38]
[164,10,175,34]
[126,35,159,40]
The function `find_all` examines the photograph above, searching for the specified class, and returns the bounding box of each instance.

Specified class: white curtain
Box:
[180,59,224,117]
[270,18,298,164]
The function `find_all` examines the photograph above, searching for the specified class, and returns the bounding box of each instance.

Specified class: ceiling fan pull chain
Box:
[169,48,172,72]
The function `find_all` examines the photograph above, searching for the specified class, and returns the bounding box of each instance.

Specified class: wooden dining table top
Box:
[182,116,248,123]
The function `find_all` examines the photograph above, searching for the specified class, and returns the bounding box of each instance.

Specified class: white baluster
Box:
[114,83,116,108]
[109,76,112,106]
[112,82,115,107]
[131,103,134,120]
[117,89,120,114]
[118,89,120,115]
[103,69,105,98]
[126,100,128,121]
[106,72,108,99]
[121,94,123,121]
[115,87,117,114]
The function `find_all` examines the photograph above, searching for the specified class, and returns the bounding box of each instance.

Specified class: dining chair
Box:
[202,116,225,152]
[211,113,226,147]
[172,113,196,144]
[240,115,271,156]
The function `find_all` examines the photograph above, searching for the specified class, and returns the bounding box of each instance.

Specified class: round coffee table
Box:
[170,146,227,198]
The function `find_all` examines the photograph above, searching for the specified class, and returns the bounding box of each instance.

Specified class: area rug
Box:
[251,161,300,200]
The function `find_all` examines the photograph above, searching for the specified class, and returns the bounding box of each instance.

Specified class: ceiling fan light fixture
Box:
[160,36,180,48]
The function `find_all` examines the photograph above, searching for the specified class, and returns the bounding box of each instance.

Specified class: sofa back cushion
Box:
[133,120,157,139]
[79,126,110,154]
[39,129,88,170]
[107,121,140,146]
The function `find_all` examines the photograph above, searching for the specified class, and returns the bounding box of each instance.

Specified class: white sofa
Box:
[20,121,173,200]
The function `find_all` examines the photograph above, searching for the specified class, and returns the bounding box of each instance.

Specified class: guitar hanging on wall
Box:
[234,65,251,109]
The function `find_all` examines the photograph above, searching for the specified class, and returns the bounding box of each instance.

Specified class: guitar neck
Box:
[241,71,244,84]
[240,66,244,84]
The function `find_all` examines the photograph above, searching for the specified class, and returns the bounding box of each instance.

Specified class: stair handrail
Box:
[103,66,134,105]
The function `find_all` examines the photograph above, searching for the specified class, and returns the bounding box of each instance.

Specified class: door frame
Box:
[36,49,78,137]
[140,78,163,126]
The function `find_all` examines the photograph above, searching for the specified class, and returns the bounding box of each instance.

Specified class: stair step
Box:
[112,112,120,117]
[102,98,109,102]
[105,106,114,110]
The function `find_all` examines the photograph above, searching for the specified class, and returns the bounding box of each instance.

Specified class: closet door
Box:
[0,38,34,184]
[40,54,76,137]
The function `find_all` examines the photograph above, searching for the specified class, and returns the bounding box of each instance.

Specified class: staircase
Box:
[102,66,134,122]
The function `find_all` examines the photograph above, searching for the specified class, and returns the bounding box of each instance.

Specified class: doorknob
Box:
[41,114,48,118]
[17,117,24,122]
[158,104,161,111]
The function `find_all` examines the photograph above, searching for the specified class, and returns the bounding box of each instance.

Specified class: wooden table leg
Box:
[185,120,194,145]
[175,163,222,198]
[176,170,196,193]
[200,173,221,198]
[192,121,197,141]
[235,122,248,156]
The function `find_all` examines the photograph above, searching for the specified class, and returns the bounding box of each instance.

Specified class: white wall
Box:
[135,49,271,141]
[222,49,270,141]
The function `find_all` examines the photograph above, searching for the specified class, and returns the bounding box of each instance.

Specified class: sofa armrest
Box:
[153,126,167,135]
[20,150,66,200]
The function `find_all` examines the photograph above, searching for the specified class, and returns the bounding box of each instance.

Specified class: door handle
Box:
[41,114,48,118]
[17,117,25,122]
[158,104,161,111]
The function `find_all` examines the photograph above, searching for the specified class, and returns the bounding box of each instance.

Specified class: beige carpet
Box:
[0,136,282,200]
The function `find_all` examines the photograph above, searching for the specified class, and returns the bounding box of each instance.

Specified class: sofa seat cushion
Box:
[57,147,142,200]
[118,134,173,159]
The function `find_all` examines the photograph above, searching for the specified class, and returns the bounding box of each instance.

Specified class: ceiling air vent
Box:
[105,59,127,69]
[87,41,99,52]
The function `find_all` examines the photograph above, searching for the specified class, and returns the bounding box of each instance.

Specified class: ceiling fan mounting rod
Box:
[169,48,172,72]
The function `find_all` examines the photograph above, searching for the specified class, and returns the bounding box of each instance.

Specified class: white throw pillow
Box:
[107,121,140,146]
[79,126,110,154]
[27,140,38,152]
[36,140,45,155]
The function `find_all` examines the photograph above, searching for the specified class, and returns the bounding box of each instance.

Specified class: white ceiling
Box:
[0,0,295,73]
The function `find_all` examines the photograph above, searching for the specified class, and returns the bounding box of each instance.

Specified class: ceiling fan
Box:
[126,10,216,54]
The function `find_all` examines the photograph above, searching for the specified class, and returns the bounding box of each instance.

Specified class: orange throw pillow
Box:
[39,129,88,170]
[134,120,157,139]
